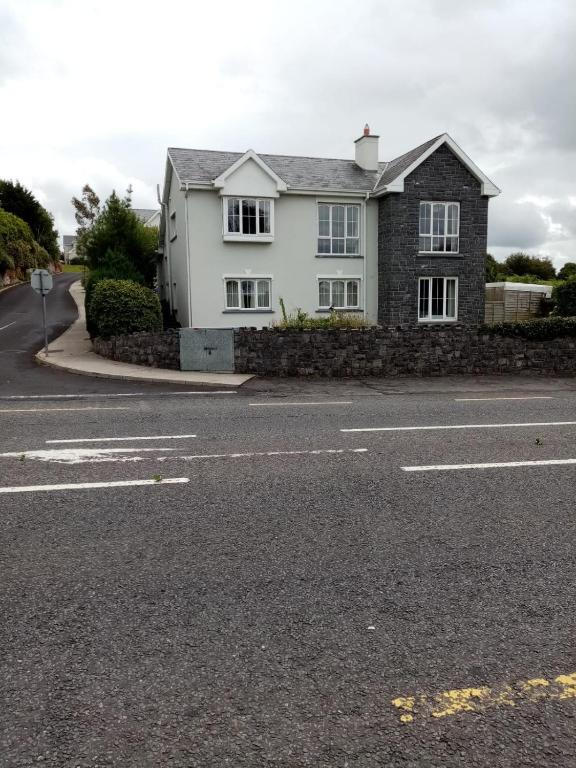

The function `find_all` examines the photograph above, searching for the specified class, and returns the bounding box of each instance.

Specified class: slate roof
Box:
[168,148,389,192]
[132,208,159,224]
[373,135,443,192]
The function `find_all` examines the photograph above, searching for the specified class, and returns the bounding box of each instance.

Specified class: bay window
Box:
[418,277,458,321]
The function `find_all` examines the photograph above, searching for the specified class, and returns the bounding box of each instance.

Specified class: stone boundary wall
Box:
[234,325,576,377]
[93,330,180,370]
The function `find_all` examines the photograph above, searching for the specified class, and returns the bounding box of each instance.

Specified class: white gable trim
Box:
[374,134,501,197]
[212,149,288,194]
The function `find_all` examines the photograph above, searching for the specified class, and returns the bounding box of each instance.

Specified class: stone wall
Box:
[234,325,576,377]
[378,143,489,326]
[93,330,180,369]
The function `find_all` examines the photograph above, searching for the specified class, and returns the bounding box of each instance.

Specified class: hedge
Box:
[88,279,162,339]
[553,278,576,317]
[481,316,576,340]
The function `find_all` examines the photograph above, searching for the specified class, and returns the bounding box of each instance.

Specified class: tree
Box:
[0,210,50,275]
[72,184,100,240]
[485,253,501,282]
[504,252,556,280]
[0,180,59,260]
[558,262,576,281]
[81,189,158,286]
[553,277,576,316]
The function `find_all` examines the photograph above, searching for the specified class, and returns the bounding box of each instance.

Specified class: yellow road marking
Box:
[392,672,576,723]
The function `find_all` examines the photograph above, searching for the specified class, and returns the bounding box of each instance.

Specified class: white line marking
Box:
[0,477,190,494]
[46,434,197,444]
[454,396,554,402]
[0,407,132,414]
[0,321,16,332]
[249,401,353,407]
[0,391,235,400]
[402,458,576,472]
[0,448,174,464]
[341,421,576,433]
[158,448,368,461]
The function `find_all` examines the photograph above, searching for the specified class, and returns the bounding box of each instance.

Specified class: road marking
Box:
[249,401,353,407]
[158,448,369,461]
[341,420,576,433]
[0,391,235,400]
[402,458,576,472]
[0,321,16,332]
[454,396,554,401]
[46,434,197,444]
[0,407,132,414]
[0,448,174,464]
[0,477,190,494]
[392,671,576,723]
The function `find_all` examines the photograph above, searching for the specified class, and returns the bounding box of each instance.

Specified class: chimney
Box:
[354,123,379,171]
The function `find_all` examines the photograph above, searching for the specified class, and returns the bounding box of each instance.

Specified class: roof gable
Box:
[213,150,287,197]
[374,134,500,197]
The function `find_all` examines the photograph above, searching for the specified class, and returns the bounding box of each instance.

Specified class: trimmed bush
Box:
[553,277,576,317]
[481,316,576,340]
[84,249,145,335]
[89,279,162,339]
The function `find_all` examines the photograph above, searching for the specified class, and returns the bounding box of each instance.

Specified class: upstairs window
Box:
[225,278,271,310]
[418,277,458,321]
[318,278,360,309]
[224,198,273,238]
[419,202,459,253]
[318,204,360,255]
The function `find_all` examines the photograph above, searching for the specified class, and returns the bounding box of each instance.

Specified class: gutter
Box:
[157,183,174,313]
[363,192,369,321]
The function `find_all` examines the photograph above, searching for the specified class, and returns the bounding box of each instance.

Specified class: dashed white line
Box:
[341,421,576,433]
[46,434,197,444]
[402,458,576,472]
[249,401,353,407]
[0,406,132,414]
[0,477,190,494]
[0,448,174,464]
[454,396,554,402]
[158,448,369,461]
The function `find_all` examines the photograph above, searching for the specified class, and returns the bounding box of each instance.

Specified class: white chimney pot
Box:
[355,126,379,171]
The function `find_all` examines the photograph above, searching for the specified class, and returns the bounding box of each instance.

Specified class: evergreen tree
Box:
[0,180,59,260]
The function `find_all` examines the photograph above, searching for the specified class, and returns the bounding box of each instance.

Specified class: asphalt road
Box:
[1,280,576,766]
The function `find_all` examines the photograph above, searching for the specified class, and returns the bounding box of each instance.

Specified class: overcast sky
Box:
[0,0,574,266]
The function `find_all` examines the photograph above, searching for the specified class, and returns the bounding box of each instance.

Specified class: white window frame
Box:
[223,197,275,242]
[317,277,361,310]
[317,203,361,256]
[419,201,460,254]
[418,276,458,322]
[223,277,272,311]
[169,210,177,241]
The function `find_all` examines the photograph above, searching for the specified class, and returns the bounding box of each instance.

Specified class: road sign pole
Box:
[39,271,48,355]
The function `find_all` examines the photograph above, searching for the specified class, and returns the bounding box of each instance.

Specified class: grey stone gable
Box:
[168,147,387,192]
[373,135,443,192]
[132,208,159,224]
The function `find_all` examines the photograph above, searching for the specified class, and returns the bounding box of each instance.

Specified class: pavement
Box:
[35,279,252,388]
[2,274,576,766]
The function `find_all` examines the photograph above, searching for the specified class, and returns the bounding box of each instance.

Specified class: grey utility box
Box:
[179,328,235,372]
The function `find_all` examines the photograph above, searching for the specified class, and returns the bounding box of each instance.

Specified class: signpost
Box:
[31,269,53,355]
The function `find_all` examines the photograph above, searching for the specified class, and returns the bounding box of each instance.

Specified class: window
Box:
[318,279,360,309]
[419,202,459,253]
[418,277,458,321]
[224,198,273,238]
[169,210,177,240]
[318,204,360,255]
[225,278,271,310]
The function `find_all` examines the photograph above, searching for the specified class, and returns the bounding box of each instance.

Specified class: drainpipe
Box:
[184,188,193,328]
[363,191,369,321]
[157,183,174,314]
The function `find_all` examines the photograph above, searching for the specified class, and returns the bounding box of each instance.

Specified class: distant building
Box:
[62,235,77,263]
[132,208,161,228]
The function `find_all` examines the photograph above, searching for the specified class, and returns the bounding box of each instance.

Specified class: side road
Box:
[36,280,253,388]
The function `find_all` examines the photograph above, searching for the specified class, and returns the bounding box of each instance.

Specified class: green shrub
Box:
[84,249,145,335]
[272,308,369,330]
[481,316,576,340]
[0,210,50,274]
[89,279,162,339]
[553,278,576,317]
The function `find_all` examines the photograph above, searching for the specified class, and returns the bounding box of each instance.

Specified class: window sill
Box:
[417,252,462,258]
[223,309,274,314]
[315,254,363,259]
[223,235,274,243]
[418,318,458,324]
[316,308,363,313]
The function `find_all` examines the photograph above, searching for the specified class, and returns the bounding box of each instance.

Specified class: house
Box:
[485,282,552,324]
[132,208,161,228]
[158,127,500,328]
[62,235,77,263]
